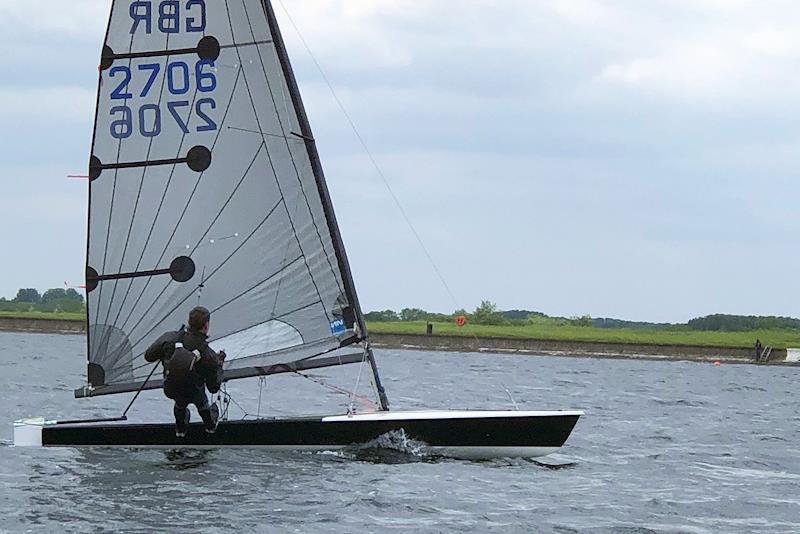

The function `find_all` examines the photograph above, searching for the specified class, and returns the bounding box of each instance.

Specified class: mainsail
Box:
[79,0,387,408]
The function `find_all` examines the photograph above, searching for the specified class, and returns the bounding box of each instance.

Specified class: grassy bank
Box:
[1,313,798,349]
[366,321,800,349]
[0,311,85,321]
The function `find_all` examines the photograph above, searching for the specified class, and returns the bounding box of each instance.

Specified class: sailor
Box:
[145,306,227,437]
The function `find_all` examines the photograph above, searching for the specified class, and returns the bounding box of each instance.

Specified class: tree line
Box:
[364,303,800,332]
[5,287,797,332]
[364,301,589,327]
[0,288,85,314]
[686,314,800,332]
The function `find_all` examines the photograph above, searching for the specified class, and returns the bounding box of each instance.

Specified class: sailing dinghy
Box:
[14,0,582,458]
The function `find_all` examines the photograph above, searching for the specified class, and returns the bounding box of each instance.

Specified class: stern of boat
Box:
[13,418,47,447]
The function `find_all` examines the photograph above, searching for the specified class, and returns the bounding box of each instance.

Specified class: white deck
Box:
[322,410,584,422]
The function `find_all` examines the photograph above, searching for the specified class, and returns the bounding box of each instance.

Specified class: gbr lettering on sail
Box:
[129,0,207,34]
[107,0,216,140]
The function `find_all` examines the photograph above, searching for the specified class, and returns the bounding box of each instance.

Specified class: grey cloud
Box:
[2,0,799,322]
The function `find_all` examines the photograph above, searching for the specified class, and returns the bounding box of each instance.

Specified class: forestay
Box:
[80,0,385,406]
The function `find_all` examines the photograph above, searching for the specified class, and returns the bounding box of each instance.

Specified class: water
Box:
[1,331,799,533]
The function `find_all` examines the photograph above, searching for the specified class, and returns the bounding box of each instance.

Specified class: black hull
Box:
[32,411,582,458]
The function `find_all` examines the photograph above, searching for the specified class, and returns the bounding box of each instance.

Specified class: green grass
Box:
[0,311,85,322]
[366,321,800,349]
[2,313,797,349]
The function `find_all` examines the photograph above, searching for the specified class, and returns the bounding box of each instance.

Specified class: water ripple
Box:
[1,334,799,533]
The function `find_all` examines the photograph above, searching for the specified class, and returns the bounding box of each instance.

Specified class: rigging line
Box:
[121,360,161,418]
[293,370,376,410]
[367,356,383,409]
[196,265,206,305]
[257,376,266,417]
[109,55,206,330]
[222,0,331,324]
[276,0,461,310]
[222,389,254,420]
[217,383,229,421]
[121,141,271,340]
[227,126,302,139]
[118,65,244,333]
[348,348,369,414]
[196,266,205,302]
[93,30,139,331]
[243,0,345,301]
[126,199,289,350]
[103,35,178,333]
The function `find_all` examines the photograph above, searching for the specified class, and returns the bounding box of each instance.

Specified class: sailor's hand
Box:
[218,350,227,364]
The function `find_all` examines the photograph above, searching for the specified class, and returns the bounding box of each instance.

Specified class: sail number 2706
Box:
[108,59,217,139]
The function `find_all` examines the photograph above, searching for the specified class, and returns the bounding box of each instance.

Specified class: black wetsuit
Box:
[145,327,224,433]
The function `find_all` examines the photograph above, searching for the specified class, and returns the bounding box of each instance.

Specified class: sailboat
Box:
[14,0,581,458]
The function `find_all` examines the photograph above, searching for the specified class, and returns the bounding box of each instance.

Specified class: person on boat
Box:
[145,306,226,437]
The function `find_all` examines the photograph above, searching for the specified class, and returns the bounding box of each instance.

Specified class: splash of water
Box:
[348,429,435,463]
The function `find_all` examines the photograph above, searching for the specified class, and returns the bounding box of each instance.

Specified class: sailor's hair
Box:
[189,306,211,331]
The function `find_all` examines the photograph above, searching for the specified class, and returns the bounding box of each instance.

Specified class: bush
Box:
[364,310,400,322]
[3,287,86,314]
[14,289,41,303]
[472,300,508,325]
[688,314,800,332]
[569,315,593,327]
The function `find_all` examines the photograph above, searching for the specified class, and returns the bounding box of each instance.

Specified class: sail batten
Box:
[82,0,377,399]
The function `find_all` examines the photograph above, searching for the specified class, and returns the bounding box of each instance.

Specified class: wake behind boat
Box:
[14,0,582,457]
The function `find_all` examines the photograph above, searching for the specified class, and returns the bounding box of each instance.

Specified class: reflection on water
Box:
[530,459,577,470]
[162,449,213,471]
[348,446,440,465]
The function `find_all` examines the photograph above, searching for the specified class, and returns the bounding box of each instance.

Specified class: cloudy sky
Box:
[1,0,799,322]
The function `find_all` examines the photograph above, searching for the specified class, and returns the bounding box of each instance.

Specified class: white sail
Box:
[81,0,385,408]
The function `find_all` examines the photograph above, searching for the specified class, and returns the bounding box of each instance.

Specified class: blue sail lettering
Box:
[196,99,217,132]
[106,57,217,138]
[130,1,152,34]
[186,0,206,32]
[129,1,208,35]
[158,1,180,34]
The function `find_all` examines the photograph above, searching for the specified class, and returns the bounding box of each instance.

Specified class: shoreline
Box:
[369,333,793,365]
[2,317,795,365]
[0,316,86,335]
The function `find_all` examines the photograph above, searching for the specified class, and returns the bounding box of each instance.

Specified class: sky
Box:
[1,0,800,323]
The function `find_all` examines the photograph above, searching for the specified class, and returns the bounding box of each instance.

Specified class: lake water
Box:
[1,331,799,533]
